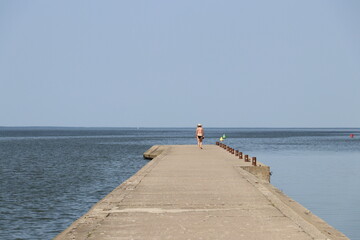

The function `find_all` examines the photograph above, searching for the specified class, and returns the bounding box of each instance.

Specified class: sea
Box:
[0,127,359,240]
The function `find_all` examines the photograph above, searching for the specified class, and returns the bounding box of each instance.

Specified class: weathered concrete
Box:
[143,145,168,160]
[239,165,271,183]
[144,145,271,182]
[55,145,348,240]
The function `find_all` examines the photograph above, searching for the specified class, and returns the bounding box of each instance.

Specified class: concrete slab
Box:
[55,145,348,240]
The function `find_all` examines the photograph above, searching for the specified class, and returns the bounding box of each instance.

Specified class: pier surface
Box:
[55,145,348,240]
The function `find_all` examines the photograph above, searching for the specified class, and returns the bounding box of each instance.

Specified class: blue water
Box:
[0,128,359,239]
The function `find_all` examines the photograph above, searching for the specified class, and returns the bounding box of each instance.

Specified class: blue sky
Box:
[1,0,359,127]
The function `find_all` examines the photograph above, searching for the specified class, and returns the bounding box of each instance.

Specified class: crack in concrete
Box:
[104,207,246,214]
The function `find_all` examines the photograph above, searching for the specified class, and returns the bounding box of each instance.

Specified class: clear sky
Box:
[1,0,359,128]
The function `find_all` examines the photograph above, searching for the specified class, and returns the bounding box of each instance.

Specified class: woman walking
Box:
[195,124,204,149]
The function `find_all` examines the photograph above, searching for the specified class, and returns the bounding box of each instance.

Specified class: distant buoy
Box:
[350,134,355,138]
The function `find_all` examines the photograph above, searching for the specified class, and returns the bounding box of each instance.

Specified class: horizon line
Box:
[1,126,359,129]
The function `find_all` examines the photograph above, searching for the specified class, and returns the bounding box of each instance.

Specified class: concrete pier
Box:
[55,145,348,240]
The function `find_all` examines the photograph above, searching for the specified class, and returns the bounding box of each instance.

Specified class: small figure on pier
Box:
[196,124,205,149]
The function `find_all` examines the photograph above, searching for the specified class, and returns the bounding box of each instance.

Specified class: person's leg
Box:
[199,137,203,149]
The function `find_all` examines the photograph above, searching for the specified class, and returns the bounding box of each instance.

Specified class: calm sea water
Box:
[0,128,359,239]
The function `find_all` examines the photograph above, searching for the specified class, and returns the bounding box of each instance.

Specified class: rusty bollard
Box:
[235,150,239,156]
[252,157,257,166]
[216,142,219,146]
[239,152,243,159]
[245,155,249,162]
[231,149,234,154]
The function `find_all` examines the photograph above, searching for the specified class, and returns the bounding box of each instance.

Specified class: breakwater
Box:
[55,145,348,240]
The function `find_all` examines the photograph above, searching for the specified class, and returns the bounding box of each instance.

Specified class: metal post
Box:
[252,157,257,166]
